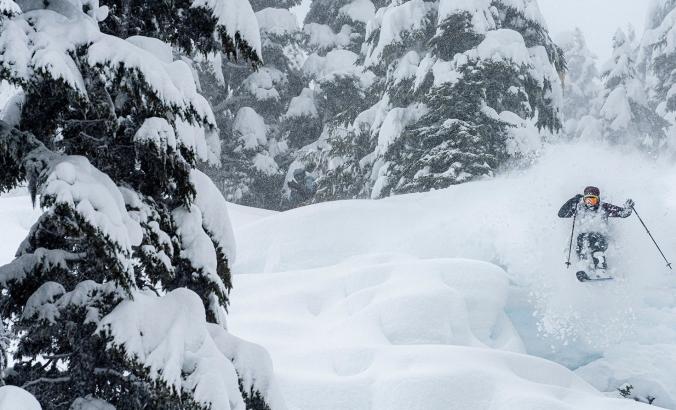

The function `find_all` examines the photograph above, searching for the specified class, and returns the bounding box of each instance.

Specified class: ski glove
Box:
[624,199,635,209]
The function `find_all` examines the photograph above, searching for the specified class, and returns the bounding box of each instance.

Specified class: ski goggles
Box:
[583,195,599,206]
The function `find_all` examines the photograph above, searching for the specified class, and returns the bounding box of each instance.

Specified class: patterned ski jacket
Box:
[558,195,632,234]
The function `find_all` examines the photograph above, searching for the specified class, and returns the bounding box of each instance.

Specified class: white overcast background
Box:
[538,0,650,62]
[291,0,652,64]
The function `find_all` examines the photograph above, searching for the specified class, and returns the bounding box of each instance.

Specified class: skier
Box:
[287,168,317,204]
[558,186,634,280]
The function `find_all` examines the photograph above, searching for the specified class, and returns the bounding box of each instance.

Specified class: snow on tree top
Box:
[234,106,267,149]
[191,0,262,56]
[135,117,177,153]
[22,281,66,322]
[255,7,299,36]
[601,86,633,130]
[0,0,20,15]
[89,36,213,122]
[375,103,428,157]
[175,118,221,166]
[365,0,436,67]
[303,49,376,87]
[285,87,319,118]
[42,156,143,254]
[70,396,115,410]
[253,153,280,176]
[98,288,245,410]
[437,0,494,33]
[390,50,421,86]
[339,0,376,24]
[125,35,173,64]
[646,0,676,30]
[304,23,353,51]
[495,0,548,28]
[472,29,531,66]
[4,4,217,133]
[642,5,676,54]
[242,66,287,101]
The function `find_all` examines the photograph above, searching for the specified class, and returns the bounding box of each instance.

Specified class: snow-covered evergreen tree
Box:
[290,0,565,201]
[100,0,261,61]
[556,28,602,137]
[596,27,667,148]
[0,0,284,408]
[200,1,307,210]
[641,0,676,152]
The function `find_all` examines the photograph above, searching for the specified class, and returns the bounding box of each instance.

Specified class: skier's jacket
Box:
[558,195,632,220]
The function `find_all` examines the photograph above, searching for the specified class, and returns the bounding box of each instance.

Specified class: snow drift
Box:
[229,142,676,409]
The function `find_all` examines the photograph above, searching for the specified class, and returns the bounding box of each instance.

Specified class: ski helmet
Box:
[583,186,600,208]
[584,186,600,197]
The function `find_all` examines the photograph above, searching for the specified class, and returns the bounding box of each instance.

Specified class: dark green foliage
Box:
[200,5,305,210]
[304,1,565,202]
[240,378,273,410]
[314,128,374,202]
[430,12,484,61]
[100,0,260,64]
[318,74,376,125]
[496,2,566,73]
[250,0,301,10]
[617,384,657,406]
[618,384,633,398]
[0,123,43,194]
[282,113,323,150]
[15,52,200,206]
[0,0,273,406]
[0,199,139,408]
[382,56,560,195]
[304,0,353,29]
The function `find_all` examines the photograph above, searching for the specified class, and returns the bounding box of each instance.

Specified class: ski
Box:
[576,271,613,282]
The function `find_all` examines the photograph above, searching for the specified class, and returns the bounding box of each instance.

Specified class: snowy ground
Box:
[3,142,676,409]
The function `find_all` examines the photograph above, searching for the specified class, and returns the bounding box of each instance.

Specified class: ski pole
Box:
[632,206,672,269]
[566,209,577,268]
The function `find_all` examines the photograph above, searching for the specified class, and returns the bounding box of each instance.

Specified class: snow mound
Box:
[229,253,650,410]
[0,385,41,410]
[231,142,676,409]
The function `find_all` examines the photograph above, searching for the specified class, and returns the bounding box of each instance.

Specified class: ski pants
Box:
[576,232,608,269]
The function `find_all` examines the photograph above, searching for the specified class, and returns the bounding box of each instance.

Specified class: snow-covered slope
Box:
[228,142,676,409]
[2,142,674,409]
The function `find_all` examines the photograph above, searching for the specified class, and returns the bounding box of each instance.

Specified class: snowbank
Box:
[0,385,41,410]
[231,142,676,409]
